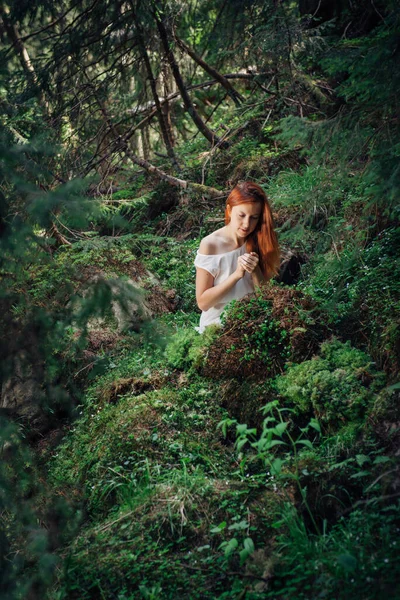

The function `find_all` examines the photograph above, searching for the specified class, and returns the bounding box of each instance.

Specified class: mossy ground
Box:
[42,224,399,599]
[14,111,399,600]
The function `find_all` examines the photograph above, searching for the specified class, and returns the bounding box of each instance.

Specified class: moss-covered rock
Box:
[275,339,386,427]
[164,325,219,371]
[202,285,328,381]
[53,472,279,600]
[48,380,233,516]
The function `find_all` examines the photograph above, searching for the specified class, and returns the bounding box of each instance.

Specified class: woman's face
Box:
[228,202,262,238]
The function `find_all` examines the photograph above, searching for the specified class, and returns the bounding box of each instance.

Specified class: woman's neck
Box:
[224,224,246,247]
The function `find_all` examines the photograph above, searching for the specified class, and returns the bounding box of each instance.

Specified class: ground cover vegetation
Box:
[1,0,399,598]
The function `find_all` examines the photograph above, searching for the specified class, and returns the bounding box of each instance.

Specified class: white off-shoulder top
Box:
[194,243,254,333]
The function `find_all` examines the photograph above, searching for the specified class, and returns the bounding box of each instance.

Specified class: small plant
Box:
[219,400,322,534]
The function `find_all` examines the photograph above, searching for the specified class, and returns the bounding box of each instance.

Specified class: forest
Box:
[0,0,399,598]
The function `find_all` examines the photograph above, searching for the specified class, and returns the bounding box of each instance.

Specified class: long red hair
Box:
[225,181,280,279]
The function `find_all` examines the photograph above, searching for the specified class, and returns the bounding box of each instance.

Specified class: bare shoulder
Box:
[199,229,231,255]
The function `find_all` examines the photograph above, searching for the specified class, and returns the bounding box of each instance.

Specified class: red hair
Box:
[225,181,280,279]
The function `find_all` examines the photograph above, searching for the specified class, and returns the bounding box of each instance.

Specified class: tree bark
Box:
[161,59,176,148]
[141,125,150,160]
[122,140,223,197]
[0,7,48,114]
[175,36,244,106]
[154,12,228,149]
[47,220,72,247]
[130,3,179,170]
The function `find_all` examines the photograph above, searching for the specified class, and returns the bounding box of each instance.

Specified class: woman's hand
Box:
[236,252,259,277]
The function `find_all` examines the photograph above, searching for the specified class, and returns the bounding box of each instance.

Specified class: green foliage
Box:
[265,503,400,600]
[94,191,154,233]
[2,2,400,598]
[52,463,271,600]
[143,237,199,311]
[164,325,219,370]
[0,132,155,597]
[275,339,386,425]
[0,418,83,598]
[48,377,232,517]
[220,400,322,534]
[224,295,290,365]
[300,228,400,371]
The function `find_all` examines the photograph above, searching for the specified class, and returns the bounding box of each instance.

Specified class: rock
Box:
[80,271,176,333]
[277,249,307,285]
[1,352,50,437]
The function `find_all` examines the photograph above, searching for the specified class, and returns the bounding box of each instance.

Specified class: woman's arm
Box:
[196,267,243,311]
[196,243,263,311]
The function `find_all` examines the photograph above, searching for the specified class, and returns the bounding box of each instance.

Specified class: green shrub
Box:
[164,326,219,371]
[300,227,400,374]
[265,503,400,600]
[275,339,386,426]
[164,329,199,369]
[52,466,276,600]
[143,237,199,312]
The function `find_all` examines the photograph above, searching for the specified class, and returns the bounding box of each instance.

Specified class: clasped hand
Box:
[236,252,259,277]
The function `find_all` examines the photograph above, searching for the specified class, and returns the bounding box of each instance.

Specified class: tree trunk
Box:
[141,125,150,160]
[161,59,176,148]
[85,67,223,197]
[175,36,244,106]
[154,12,228,149]
[0,7,48,114]
[130,3,179,170]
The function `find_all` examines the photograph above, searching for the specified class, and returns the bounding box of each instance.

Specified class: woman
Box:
[194,181,280,333]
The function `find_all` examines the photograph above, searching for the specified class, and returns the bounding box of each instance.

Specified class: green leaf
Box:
[236,424,248,435]
[356,454,371,467]
[337,553,357,571]
[271,458,284,475]
[273,422,288,436]
[261,400,279,415]
[243,538,255,554]
[217,418,236,437]
[236,438,248,452]
[296,439,314,450]
[373,456,390,465]
[387,382,400,391]
[349,470,370,479]
[267,439,287,449]
[252,438,287,453]
[309,418,321,433]
[228,520,248,531]
[210,521,227,533]
[223,537,239,556]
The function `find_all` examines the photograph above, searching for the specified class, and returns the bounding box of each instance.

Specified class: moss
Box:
[53,472,278,600]
[48,381,233,517]
[275,339,386,428]
[202,285,327,381]
[164,325,219,371]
